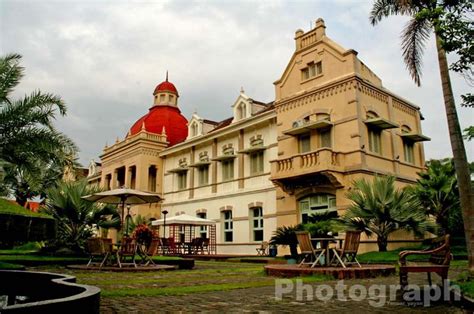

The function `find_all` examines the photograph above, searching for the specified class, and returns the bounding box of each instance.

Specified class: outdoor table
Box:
[311,238,344,266]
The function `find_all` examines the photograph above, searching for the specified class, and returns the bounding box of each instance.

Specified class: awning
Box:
[212,154,237,161]
[283,120,333,136]
[152,214,216,226]
[364,118,398,130]
[167,167,189,173]
[188,161,211,168]
[238,146,267,154]
[400,133,431,142]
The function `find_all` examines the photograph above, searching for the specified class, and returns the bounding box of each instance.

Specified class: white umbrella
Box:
[82,188,163,226]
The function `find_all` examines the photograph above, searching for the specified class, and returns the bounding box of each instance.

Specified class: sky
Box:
[1,0,472,166]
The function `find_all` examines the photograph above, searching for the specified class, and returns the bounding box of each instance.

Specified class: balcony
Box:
[270,148,345,185]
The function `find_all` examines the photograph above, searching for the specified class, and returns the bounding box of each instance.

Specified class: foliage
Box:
[41,180,119,252]
[303,210,341,238]
[270,225,303,258]
[124,214,152,236]
[0,53,77,205]
[409,159,463,236]
[132,224,157,247]
[341,176,435,251]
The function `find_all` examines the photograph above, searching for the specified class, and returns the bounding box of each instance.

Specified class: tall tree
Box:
[342,176,434,252]
[0,53,77,204]
[370,0,474,269]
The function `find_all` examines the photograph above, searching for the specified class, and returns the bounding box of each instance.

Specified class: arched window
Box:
[298,193,336,224]
[237,103,246,120]
[190,122,198,137]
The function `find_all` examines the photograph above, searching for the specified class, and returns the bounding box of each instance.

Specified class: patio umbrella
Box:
[82,188,163,227]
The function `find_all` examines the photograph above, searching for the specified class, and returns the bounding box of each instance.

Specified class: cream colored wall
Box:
[160,111,278,254]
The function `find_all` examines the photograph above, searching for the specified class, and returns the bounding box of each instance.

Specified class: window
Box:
[236,103,246,120]
[197,212,207,238]
[223,211,233,242]
[177,172,187,190]
[222,159,234,180]
[169,95,174,103]
[250,151,264,174]
[251,207,264,241]
[160,94,165,103]
[299,133,311,153]
[198,166,209,186]
[301,61,322,80]
[368,128,382,154]
[148,166,157,192]
[319,128,332,148]
[299,194,336,224]
[404,141,415,164]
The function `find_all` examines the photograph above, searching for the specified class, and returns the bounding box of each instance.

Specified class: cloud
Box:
[1,0,472,165]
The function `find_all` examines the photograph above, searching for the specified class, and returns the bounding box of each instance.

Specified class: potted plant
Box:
[270,225,303,263]
[132,224,157,249]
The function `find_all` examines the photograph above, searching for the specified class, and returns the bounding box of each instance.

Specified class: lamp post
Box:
[162,209,169,238]
[125,204,131,236]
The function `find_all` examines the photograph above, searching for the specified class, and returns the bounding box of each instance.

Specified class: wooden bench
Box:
[399,234,452,288]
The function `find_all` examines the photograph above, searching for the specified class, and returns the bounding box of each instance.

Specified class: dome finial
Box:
[166,70,168,82]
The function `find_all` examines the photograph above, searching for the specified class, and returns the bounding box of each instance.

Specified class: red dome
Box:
[153,81,178,96]
[129,106,188,146]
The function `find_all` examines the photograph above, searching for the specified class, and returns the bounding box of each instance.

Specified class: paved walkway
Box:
[100,273,464,313]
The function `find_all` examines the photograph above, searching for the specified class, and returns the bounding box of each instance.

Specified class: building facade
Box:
[89,19,429,254]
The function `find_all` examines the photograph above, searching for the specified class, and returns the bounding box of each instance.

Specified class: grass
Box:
[0,261,24,270]
[0,198,51,218]
[357,245,468,264]
[32,261,331,298]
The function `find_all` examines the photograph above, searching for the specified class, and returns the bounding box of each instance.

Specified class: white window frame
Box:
[250,151,264,174]
[223,211,233,242]
[299,194,336,224]
[251,207,264,242]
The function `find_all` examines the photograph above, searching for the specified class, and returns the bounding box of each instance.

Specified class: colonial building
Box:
[89,19,430,254]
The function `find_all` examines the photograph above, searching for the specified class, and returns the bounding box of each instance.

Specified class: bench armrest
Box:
[398,243,448,265]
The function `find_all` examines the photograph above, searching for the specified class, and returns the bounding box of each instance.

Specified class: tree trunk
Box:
[377,236,388,252]
[290,244,299,258]
[435,35,474,270]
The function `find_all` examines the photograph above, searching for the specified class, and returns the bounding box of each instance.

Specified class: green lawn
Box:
[34,261,331,297]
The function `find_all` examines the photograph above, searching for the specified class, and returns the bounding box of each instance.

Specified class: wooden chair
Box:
[86,238,109,268]
[116,237,137,268]
[399,234,452,289]
[295,231,325,267]
[142,238,161,266]
[330,231,362,268]
[256,241,269,256]
[202,238,210,254]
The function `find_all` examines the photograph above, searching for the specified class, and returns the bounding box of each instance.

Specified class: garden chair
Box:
[256,241,269,256]
[330,230,362,268]
[295,231,325,267]
[202,238,210,254]
[141,238,161,266]
[86,238,110,268]
[116,237,137,268]
[399,234,452,289]
[190,238,205,254]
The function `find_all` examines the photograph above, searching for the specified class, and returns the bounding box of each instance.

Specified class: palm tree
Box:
[370,0,474,268]
[410,159,461,235]
[0,53,77,204]
[341,176,434,252]
[270,225,303,258]
[42,180,119,252]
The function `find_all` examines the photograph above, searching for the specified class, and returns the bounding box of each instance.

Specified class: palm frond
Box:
[401,17,432,86]
[0,53,23,104]
[370,0,415,25]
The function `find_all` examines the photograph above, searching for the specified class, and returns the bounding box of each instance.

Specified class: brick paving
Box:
[31,262,467,313]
